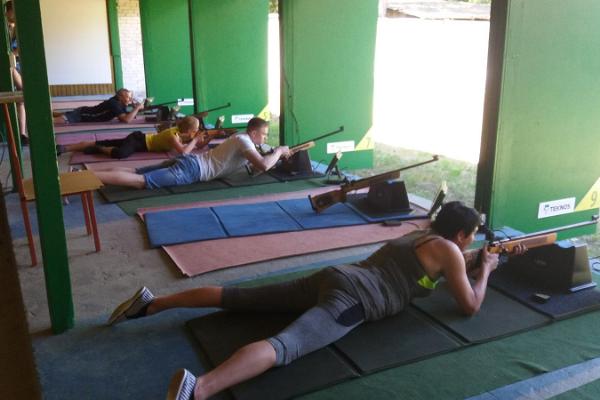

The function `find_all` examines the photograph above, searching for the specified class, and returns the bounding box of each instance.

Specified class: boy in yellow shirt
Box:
[56,116,207,159]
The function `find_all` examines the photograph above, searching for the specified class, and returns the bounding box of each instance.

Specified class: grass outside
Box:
[267,119,600,257]
[348,143,476,206]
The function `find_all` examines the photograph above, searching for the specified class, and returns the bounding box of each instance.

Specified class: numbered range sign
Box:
[576,177,600,211]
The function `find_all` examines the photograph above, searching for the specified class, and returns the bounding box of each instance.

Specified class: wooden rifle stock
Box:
[309,155,440,213]
[488,233,557,254]
[478,216,598,262]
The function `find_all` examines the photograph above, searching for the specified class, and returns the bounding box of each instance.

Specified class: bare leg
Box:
[146,287,222,315]
[11,68,27,138]
[53,115,67,124]
[93,170,146,189]
[194,340,277,400]
[64,141,97,152]
[17,102,27,137]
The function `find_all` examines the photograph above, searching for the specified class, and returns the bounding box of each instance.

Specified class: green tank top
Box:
[333,230,440,321]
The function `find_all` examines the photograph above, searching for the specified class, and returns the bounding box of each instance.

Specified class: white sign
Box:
[177,98,194,106]
[538,197,576,219]
[327,140,355,154]
[232,114,254,124]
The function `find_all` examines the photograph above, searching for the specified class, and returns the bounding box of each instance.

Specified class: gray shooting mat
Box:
[332,307,463,374]
[412,281,552,343]
[187,311,359,400]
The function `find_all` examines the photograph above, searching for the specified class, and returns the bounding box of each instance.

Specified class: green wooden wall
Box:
[280,0,378,169]
[139,0,194,114]
[190,0,269,127]
[476,0,600,236]
[107,0,123,90]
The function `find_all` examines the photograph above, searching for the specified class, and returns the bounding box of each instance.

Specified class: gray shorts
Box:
[222,268,365,366]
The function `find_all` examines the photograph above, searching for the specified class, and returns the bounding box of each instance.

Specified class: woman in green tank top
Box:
[107,202,526,400]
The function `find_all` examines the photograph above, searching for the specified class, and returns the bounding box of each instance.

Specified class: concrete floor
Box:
[4,147,380,334]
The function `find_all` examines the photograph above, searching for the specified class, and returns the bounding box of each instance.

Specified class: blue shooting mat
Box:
[277,198,368,229]
[211,201,302,237]
[144,207,227,248]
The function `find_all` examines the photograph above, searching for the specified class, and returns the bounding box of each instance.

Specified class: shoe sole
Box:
[166,369,195,400]
[106,287,145,326]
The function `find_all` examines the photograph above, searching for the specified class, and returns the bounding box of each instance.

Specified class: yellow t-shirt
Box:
[145,127,179,152]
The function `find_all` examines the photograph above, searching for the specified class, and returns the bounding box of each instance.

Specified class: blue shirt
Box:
[78,96,127,122]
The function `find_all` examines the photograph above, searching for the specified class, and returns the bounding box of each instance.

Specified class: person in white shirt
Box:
[93,118,290,189]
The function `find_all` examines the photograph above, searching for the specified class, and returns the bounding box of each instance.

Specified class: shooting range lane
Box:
[97,184,171,203]
[145,207,228,248]
[278,198,368,229]
[70,150,170,165]
[187,311,359,400]
[331,307,462,374]
[54,132,96,145]
[164,222,427,277]
[268,169,325,182]
[489,268,600,320]
[53,117,155,134]
[221,170,280,187]
[144,198,371,247]
[412,282,551,343]
[184,271,598,400]
[346,193,429,222]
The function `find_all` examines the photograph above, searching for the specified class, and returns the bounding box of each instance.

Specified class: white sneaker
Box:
[166,368,196,400]
[106,287,154,326]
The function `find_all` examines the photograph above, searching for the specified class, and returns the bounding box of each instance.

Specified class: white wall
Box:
[117,0,146,97]
[40,0,113,85]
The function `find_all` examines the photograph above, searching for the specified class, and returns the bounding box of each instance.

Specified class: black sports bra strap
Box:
[414,235,441,249]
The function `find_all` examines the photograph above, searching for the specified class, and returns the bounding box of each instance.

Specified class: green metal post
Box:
[14,0,74,333]
[107,0,124,90]
[0,4,22,189]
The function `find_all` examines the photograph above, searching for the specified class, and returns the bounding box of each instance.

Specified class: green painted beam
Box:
[280,0,378,169]
[14,0,74,333]
[139,0,194,114]
[0,4,22,189]
[189,0,269,127]
[106,0,124,90]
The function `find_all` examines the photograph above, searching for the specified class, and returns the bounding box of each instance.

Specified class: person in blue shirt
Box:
[53,89,144,124]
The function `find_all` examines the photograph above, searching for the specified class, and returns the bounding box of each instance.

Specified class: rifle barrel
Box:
[200,102,232,113]
[493,215,599,244]
[342,155,439,192]
[295,126,344,147]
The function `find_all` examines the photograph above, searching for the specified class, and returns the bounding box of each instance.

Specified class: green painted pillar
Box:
[107,0,124,90]
[476,0,600,237]
[14,0,74,333]
[0,4,22,189]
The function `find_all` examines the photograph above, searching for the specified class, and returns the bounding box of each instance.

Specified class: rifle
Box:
[309,155,440,213]
[481,216,599,255]
[256,126,345,156]
[141,98,178,112]
[197,102,231,114]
